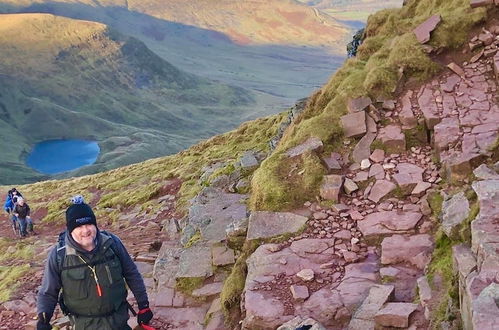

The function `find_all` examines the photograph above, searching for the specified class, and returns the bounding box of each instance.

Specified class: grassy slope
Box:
[0,13,257,184]
[249,0,487,211]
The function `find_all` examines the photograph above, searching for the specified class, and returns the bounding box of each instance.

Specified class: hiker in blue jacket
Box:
[36,196,153,330]
[4,188,23,230]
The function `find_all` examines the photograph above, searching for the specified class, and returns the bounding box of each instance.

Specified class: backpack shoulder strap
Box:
[55,231,67,270]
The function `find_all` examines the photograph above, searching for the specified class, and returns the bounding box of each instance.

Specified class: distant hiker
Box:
[3,187,23,214]
[4,188,24,232]
[13,197,33,237]
[36,195,153,330]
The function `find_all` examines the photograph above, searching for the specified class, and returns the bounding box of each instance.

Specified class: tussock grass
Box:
[0,264,30,303]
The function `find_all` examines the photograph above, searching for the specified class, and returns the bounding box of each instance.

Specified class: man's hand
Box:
[36,312,52,330]
[137,302,153,325]
[13,213,18,217]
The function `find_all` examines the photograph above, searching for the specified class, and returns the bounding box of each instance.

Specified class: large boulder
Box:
[320,175,344,201]
[349,285,395,329]
[374,303,418,328]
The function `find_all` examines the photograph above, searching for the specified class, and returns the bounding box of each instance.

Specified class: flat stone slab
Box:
[187,187,247,243]
[192,282,223,298]
[212,245,235,266]
[247,211,308,240]
[393,163,425,193]
[368,180,396,202]
[381,234,433,269]
[176,246,214,279]
[353,132,377,163]
[350,284,395,323]
[240,151,259,169]
[413,14,441,43]
[358,211,423,238]
[341,111,367,138]
[473,164,499,180]
[375,303,418,328]
[286,137,324,158]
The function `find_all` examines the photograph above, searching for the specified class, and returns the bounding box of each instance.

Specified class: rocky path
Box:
[239,20,499,330]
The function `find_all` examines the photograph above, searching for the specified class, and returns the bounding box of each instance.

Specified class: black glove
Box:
[37,312,52,330]
[137,301,153,325]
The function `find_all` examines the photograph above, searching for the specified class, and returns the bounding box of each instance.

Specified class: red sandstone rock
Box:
[368,180,396,202]
[341,111,367,138]
[375,303,418,328]
[377,125,406,153]
[320,175,344,201]
[434,117,460,152]
[413,14,441,44]
[348,97,372,113]
[370,149,385,163]
[290,285,310,301]
[358,211,423,238]
[447,62,465,77]
[381,234,433,269]
[286,137,323,158]
[393,163,424,193]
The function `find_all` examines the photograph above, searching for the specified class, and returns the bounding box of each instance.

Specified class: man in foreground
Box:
[36,195,153,329]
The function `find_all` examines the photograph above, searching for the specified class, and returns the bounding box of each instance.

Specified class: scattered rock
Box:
[341,112,367,138]
[320,175,344,201]
[286,137,324,158]
[348,97,372,113]
[447,62,465,78]
[377,125,406,153]
[411,182,432,197]
[368,180,396,202]
[413,14,441,44]
[240,151,259,169]
[290,285,310,301]
[370,149,385,163]
[296,269,315,282]
[344,178,359,194]
[353,133,377,163]
[349,284,395,328]
[375,303,418,328]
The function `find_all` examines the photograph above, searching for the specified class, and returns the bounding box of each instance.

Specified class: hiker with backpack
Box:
[36,195,153,330]
[13,197,33,237]
[4,188,24,235]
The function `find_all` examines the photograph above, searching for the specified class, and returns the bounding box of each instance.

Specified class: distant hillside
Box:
[0,0,349,104]
[0,13,256,184]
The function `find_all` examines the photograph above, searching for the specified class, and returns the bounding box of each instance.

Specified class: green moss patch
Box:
[175,277,204,296]
[0,264,30,303]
